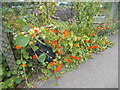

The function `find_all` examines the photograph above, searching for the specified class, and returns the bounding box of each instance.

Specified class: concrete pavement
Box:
[36,32,118,88]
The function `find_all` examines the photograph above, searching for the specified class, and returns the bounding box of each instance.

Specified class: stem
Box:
[21,50,30,88]
[38,48,52,58]
[45,2,49,23]
[29,44,39,60]
[35,37,46,45]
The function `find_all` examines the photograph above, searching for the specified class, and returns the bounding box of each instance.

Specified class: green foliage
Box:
[1,2,116,88]
[16,60,21,65]
[32,45,39,51]
[15,35,30,47]
[1,54,22,89]
[38,53,46,63]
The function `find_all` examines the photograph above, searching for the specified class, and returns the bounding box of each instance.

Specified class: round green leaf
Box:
[22,61,27,64]
[20,71,24,75]
[16,60,21,65]
[32,45,39,51]
[15,78,21,84]
[15,35,30,47]
[23,54,29,59]
[11,76,21,84]
[28,63,33,67]
[1,82,7,88]
[12,70,17,74]
[38,53,46,62]
[6,79,14,86]
[7,72,11,77]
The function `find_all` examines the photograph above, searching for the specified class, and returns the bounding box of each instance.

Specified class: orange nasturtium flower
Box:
[70,56,82,60]
[62,29,69,34]
[89,51,92,53]
[58,51,62,54]
[102,27,108,30]
[102,27,105,30]
[85,40,90,43]
[34,30,38,33]
[110,44,113,46]
[22,64,27,68]
[62,29,70,37]
[63,33,70,37]
[74,57,79,60]
[45,40,50,43]
[51,40,58,46]
[70,56,75,59]
[56,46,61,49]
[88,46,92,50]
[91,46,99,48]
[91,34,95,36]
[65,58,72,63]
[106,41,109,44]
[30,26,35,29]
[99,50,102,52]
[94,31,98,34]
[58,39,64,42]
[105,27,108,29]
[103,47,106,49]
[30,35,34,38]
[46,35,49,36]
[96,27,100,30]
[52,59,58,62]
[103,9,106,11]
[88,46,98,49]
[75,44,79,47]
[33,55,37,59]
[54,64,62,72]
[87,55,91,57]
[91,41,95,43]
[52,29,60,33]
[46,28,50,32]
[55,76,59,79]
[20,32,25,35]
[78,57,82,59]
[16,45,22,49]
[49,62,56,65]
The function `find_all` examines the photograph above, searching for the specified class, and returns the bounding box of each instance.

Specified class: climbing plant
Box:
[1,2,115,88]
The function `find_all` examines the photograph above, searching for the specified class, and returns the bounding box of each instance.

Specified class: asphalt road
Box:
[36,32,118,88]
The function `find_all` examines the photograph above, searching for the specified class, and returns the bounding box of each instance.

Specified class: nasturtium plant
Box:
[38,53,46,63]
[32,45,39,51]
[15,35,30,47]
[16,60,21,65]
[1,2,117,88]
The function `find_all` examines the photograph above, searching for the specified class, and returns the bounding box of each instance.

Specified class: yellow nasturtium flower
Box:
[92,41,96,43]
[29,41,34,45]
[96,14,98,16]
[60,72,64,74]
[39,6,43,10]
[28,31,34,34]
[40,27,45,31]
